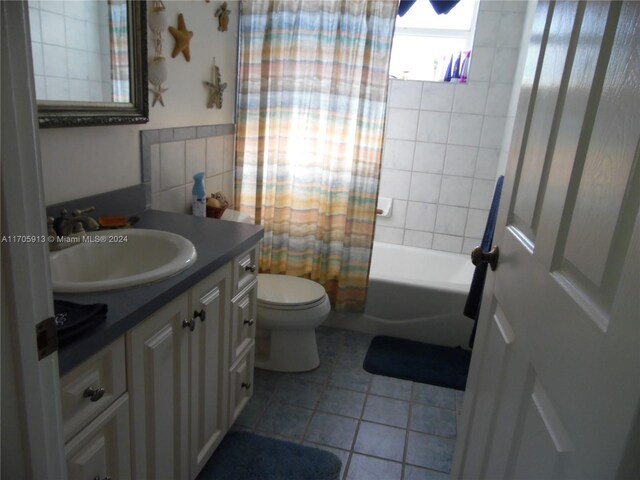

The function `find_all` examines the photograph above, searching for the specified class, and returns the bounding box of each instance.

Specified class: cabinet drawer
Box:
[60,337,126,442]
[230,279,257,365]
[232,246,258,295]
[65,394,131,480]
[229,343,255,425]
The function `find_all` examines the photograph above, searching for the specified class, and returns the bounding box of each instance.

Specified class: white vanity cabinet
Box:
[127,263,232,480]
[127,248,258,480]
[60,245,259,480]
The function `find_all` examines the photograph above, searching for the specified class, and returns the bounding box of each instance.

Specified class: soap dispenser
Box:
[192,172,206,217]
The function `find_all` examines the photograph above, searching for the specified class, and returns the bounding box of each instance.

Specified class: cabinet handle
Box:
[193,309,206,322]
[244,264,256,273]
[182,318,196,332]
[241,382,252,389]
[83,386,105,402]
[243,318,255,327]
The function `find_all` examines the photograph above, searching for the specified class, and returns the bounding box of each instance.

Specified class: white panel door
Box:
[453,1,640,478]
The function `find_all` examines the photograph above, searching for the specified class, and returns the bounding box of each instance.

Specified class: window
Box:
[389,0,480,82]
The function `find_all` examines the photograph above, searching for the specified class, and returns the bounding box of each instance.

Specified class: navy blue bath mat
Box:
[196,431,342,480]
[363,336,471,391]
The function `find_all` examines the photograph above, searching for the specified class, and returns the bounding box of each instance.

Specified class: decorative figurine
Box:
[215,2,230,32]
[203,58,227,109]
[168,13,194,61]
[148,1,168,106]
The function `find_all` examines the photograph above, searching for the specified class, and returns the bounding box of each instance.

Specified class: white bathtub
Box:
[325,242,476,348]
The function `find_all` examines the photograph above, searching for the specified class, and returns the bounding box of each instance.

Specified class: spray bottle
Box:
[192,172,206,217]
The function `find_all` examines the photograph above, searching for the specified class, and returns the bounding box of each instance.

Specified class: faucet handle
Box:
[52,209,69,236]
[72,206,96,216]
[47,217,57,238]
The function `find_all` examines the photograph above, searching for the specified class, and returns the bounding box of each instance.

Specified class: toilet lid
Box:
[257,274,327,307]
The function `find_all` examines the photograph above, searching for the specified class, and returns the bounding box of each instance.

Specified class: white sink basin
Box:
[50,229,197,293]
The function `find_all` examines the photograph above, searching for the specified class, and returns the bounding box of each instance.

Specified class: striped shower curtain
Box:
[108,0,129,102]
[235,1,396,312]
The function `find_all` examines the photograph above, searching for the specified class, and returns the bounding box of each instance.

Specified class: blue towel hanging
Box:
[464,175,504,348]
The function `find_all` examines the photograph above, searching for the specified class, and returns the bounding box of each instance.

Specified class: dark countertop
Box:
[55,209,263,375]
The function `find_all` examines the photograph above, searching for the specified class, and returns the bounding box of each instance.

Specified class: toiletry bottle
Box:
[460,51,470,83]
[192,172,206,217]
[444,55,453,82]
[451,52,461,82]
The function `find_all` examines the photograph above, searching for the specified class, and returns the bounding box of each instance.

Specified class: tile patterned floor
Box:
[232,327,464,480]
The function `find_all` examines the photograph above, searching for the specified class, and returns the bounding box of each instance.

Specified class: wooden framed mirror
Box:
[29,0,148,127]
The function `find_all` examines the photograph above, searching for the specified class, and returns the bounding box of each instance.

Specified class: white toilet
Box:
[255,273,330,372]
[220,210,330,372]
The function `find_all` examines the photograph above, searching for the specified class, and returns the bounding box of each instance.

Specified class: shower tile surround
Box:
[140,124,235,214]
[227,327,463,480]
[377,0,527,253]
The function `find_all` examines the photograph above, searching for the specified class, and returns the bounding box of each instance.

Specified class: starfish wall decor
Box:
[203,59,227,109]
[168,13,193,61]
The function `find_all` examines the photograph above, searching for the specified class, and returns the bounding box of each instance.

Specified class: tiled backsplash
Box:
[376,0,526,254]
[140,125,235,214]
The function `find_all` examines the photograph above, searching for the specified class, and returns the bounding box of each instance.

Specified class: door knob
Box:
[471,245,499,271]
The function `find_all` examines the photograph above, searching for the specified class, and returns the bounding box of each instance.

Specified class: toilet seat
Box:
[257,274,328,309]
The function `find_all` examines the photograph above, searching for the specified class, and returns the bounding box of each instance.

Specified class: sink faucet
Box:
[50,207,100,238]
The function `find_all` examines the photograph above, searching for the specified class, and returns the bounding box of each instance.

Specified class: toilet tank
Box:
[221,209,254,224]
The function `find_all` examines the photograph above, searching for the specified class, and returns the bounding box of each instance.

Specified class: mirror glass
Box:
[28,0,148,127]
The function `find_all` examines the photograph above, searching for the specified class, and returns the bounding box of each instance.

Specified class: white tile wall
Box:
[444,145,478,176]
[435,205,468,236]
[409,173,441,203]
[150,132,236,215]
[416,111,451,143]
[386,109,420,140]
[404,230,433,249]
[405,202,437,232]
[412,142,445,173]
[382,139,415,170]
[375,0,526,253]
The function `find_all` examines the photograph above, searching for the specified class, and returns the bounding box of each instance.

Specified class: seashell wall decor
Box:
[148,1,168,106]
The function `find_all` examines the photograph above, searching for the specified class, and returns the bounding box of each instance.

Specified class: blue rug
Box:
[196,431,342,480]
[363,336,471,391]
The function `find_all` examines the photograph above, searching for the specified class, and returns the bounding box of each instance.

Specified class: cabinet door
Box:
[65,394,131,480]
[229,343,255,425]
[230,279,257,365]
[189,264,231,478]
[127,294,190,480]
[232,246,258,295]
